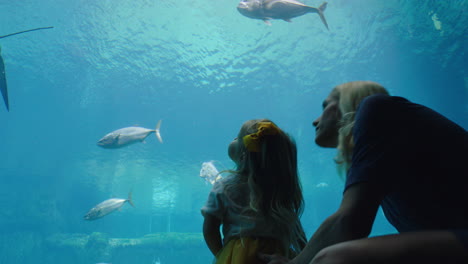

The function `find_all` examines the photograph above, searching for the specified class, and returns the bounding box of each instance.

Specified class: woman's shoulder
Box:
[360,94,404,109]
[361,94,412,110]
[357,94,411,121]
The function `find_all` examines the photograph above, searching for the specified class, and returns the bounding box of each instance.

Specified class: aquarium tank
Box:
[0,0,466,263]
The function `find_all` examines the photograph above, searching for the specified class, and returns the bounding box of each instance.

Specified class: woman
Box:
[262,81,468,264]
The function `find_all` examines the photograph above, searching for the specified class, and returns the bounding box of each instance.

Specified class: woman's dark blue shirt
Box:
[345,94,468,232]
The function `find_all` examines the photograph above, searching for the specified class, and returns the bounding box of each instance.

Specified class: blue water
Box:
[0,0,466,263]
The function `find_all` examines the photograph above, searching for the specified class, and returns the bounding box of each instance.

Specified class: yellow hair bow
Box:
[243,122,281,152]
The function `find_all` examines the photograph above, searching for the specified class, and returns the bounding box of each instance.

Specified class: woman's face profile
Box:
[313,90,341,148]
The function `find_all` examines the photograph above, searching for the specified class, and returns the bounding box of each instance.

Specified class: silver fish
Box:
[97,120,163,149]
[237,0,329,29]
[84,192,134,220]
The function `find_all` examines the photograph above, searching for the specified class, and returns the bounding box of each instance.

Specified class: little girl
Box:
[201,119,306,263]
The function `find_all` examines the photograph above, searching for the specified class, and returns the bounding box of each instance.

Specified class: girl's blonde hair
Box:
[333,81,389,173]
[225,119,306,256]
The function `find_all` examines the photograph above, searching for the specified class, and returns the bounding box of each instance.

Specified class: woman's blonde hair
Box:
[224,119,306,256]
[333,81,389,172]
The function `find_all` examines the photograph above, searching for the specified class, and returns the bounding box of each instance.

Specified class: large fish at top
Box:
[84,192,134,220]
[97,120,163,149]
[237,0,329,29]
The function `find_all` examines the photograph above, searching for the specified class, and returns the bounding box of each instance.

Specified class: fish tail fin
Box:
[155,120,163,143]
[316,2,329,30]
[127,191,135,207]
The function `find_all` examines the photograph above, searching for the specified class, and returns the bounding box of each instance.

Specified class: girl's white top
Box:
[201,175,283,243]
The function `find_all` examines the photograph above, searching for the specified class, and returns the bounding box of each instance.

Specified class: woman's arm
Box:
[292,182,383,263]
[203,214,223,256]
[261,182,383,264]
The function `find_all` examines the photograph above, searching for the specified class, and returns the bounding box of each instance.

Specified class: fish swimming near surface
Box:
[97,120,163,149]
[237,0,329,29]
[84,192,134,220]
[0,46,9,111]
[200,161,222,185]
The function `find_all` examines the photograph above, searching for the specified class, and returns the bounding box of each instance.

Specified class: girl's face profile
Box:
[228,123,251,165]
[228,137,240,164]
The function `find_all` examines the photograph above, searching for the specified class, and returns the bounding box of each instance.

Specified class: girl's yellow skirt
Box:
[215,237,285,264]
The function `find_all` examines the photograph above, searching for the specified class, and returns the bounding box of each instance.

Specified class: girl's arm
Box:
[203,214,223,256]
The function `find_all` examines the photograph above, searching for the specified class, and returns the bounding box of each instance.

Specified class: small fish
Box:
[84,192,134,220]
[237,0,329,29]
[200,161,222,185]
[97,120,163,149]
